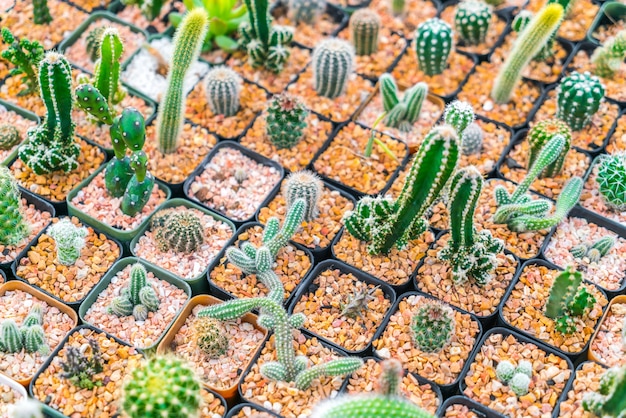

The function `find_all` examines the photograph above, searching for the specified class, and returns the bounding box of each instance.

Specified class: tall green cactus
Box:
[527,119,572,178]
[0,166,30,246]
[545,266,596,334]
[583,365,626,418]
[380,73,427,132]
[156,9,208,154]
[511,10,557,61]
[312,38,355,99]
[491,4,564,104]
[415,18,453,76]
[556,72,604,132]
[350,8,381,56]
[591,30,626,79]
[33,0,52,25]
[455,0,492,46]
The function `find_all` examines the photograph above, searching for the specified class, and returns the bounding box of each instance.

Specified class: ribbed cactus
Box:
[19,52,80,175]
[132,304,148,321]
[380,73,427,132]
[556,72,604,132]
[204,66,242,117]
[527,119,572,178]
[288,0,326,24]
[460,122,483,155]
[511,10,556,61]
[444,100,474,135]
[410,300,455,353]
[350,9,381,56]
[312,38,355,99]
[491,4,564,104]
[108,263,159,318]
[439,167,504,286]
[121,356,203,418]
[496,360,534,397]
[583,365,626,418]
[85,26,106,63]
[0,28,45,96]
[312,395,436,418]
[545,266,596,334]
[344,125,459,254]
[0,166,30,247]
[509,373,531,396]
[108,295,134,316]
[154,210,205,253]
[129,263,147,305]
[0,125,21,151]
[591,30,626,79]
[193,317,228,358]
[33,0,52,25]
[265,93,309,149]
[283,170,323,222]
[0,320,23,353]
[157,9,209,154]
[22,324,48,354]
[414,18,453,76]
[570,236,616,262]
[22,304,43,328]
[47,218,88,266]
[455,0,492,46]
[596,153,626,212]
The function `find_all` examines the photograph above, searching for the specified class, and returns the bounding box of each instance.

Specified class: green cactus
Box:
[545,266,596,334]
[444,100,475,135]
[391,0,406,15]
[85,26,106,63]
[0,320,23,353]
[455,0,492,46]
[19,52,80,175]
[108,295,134,316]
[515,360,533,378]
[0,28,45,96]
[22,304,43,328]
[410,300,456,353]
[509,373,531,396]
[193,317,228,358]
[415,18,453,76]
[583,365,626,418]
[283,170,323,222]
[312,38,355,99]
[108,263,159,318]
[265,93,309,149]
[596,153,626,212]
[556,72,604,131]
[496,360,534,397]
[121,0,165,20]
[129,263,147,305]
[350,9,380,56]
[288,0,326,24]
[495,360,515,382]
[588,236,616,262]
[153,209,205,254]
[0,166,30,247]
[0,124,21,151]
[33,0,52,25]
[157,9,208,154]
[132,304,148,321]
[460,122,483,155]
[139,286,160,312]
[570,243,588,259]
[22,324,48,354]
[204,66,242,117]
[491,4,564,104]
[439,167,504,286]
[527,119,572,178]
[592,30,626,79]
[47,218,88,266]
[343,125,459,255]
[511,10,556,61]
[380,73,427,132]
[122,356,203,418]
[312,395,436,418]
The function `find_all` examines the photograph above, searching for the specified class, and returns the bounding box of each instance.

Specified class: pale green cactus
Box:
[47,218,88,266]
[583,365,626,417]
[350,8,381,56]
[380,73,427,132]
[591,30,626,79]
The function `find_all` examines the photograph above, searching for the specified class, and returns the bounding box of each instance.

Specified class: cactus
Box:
[0,125,21,151]
[509,373,531,396]
[86,26,106,63]
[0,166,30,247]
[108,295,134,316]
[109,263,159,317]
[19,52,80,175]
[0,28,45,96]
[139,286,160,312]
[556,72,604,131]
[495,360,515,382]
[410,300,455,353]
[415,18,453,76]
[444,100,475,135]
[460,122,483,155]
[350,9,380,56]
[121,0,165,20]
[312,38,355,99]
[588,236,616,262]
[344,125,459,255]
[0,320,23,353]
[312,394,436,418]
[496,360,534,397]
[157,9,209,154]
[341,286,378,320]
[583,365,626,418]
[515,360,533,378]
[591,30,626,79]
[511,10,557,61]
[47,218,88,266]
[545,266,596,334]
[283,170,323,222]
[33,0,52,25]
[527,119,572,178]
[132,304,149,321]
[129,263,147,305]
[204,66,242,117]
[193,317,228,358]
[596,153,626,212]
[22,304,43,328]
[455,0,492,46]
[265,93,309,149]
[288,0,326,24]
[491,4,564,104]
[380,74,427,132]
[154,209,205,253]
[60,338,104,390]
[22,324,48,354]
[122,355,203,418]
[439,167,504,286]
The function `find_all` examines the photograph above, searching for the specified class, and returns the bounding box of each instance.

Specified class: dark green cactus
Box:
[0,166,30,247]
[350,8,381,56]
[527,119,572,178]
[312,38,355,99]
[556,72,604,131]
[415,18,452,76]
[22,324,48,354]
[545,266,596,334]
[129,263,147,305]
[455,0,492,46]
[33,0,52,25]
[154,209,205,254]
[595,153,626,212]
[204,66,242,117]
[411,300,455,353]
[444,100,475,135]
[0,28,45,96]
[380,73,427,132]
[139,286,160,312]
[265,93,309,149]
[86,26,106,63]
[583,365,626,418]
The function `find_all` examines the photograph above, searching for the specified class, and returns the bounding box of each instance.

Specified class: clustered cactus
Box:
[591,30,626,79]
[152,208,206,254]
[455,0,492,46]
[0,305,48,355]
[312,38,355,99]
[47,218,88,266]
[283,170,323,222]
[350,8,381,56]
[288,0,326,24]
[0,28,44,96]
[545,266,596,334]
[556,72,604,132]
[495,360,534,397]
[59,338,104,390]
[595,153,626,212]
[204,66,242,117]
[415,18,453,76]
[570,236,615,263]
[410,300,456,353]
[527,119,572,178]
[0,166,30,247]
[380,73,427,132]
[583,365,626,418]
[108,263,160,320]
[193,316,228,358]
[265,93,309,149]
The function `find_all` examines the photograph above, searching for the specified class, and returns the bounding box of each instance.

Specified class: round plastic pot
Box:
[587,2,626,45]
[437,395,506,418]
[0,373,28,410]
[0,99,40,166]
[0,281,79,388]
[587,294,626,365]
[156,294,268,402]
[130,198,236,295]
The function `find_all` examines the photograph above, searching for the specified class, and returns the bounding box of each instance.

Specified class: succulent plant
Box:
[595,153,626,212]
[0,124,21,151]
[0,28,44,96]
[410,300,455,353]
[509,373,531,396]
[0,166,30,247]
[265,93,309,149]
[33,0,52,25]
[570,236,615,262]
[154,209,205,253]
[444,100,475,135]
[85,26,106,63]
[583,365,626,417]
[193,316,229,358]
[312,38,355,99]
[204,66,242,117]
[47,218,88,266]
[108,263,160,319]
[591,30,626,79]
[496,360,534,397]
[556,71,604,132]
[283,170,323,222]
[108,295,134,317]
[350,8,381,56]
[121,0,165,21]
[495,360,515,382]
[132,304,149,321]
[455,0,492,46]
[511,10,559,61]
[415,18,452,76]
[22,324,48,354]
[0,320,23,353]
[340,286,378,320]
[60,338,104,390]
[288,0,326,24]
[527,119,572,178]
[460,122,483,155]
[515,360,533,378]
[545,266,596,334]
[380,73,427,132]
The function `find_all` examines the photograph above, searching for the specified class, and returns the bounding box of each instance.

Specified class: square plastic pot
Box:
[588,294,626,366]
[437,395,507,418]
[587,2,626,45]
[0,99,40,166]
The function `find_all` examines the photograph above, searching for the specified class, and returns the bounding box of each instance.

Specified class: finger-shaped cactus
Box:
[455,0,492,46]
[588,236,615,262]
[591,30,626,79]
[312,38,355,99]
[415,18,452,76]
[596,153,626,212]
[0,125,21,151]
[94,28,124,108]
[288,0,327,24]
[380,74,427,132]
[0,320,23,353]
[263,198,306,258]
[283,170,323,222]
[33,0,52,25]
[350,9,381,56]
[75,84,114,125]
[411,300,455,353]
[460,122,483,155]
[556,72,604,131]
[265,93,308,149]
[512,10,556,61]
[129,263,147,305]
[527,119,572,178]
[583,365,626,418]
[204,66,242,117]
[0,166,30,246]
[444,100,475,135]
[294,357,363,390]
[47,218,88,266]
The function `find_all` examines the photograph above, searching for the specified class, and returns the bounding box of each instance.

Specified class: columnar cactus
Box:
[122,356,203,418]
[193,317,229,358]
[491,4,564,104]
[85,26,106,63]
[157,9,209,154]
[545,266,596,334]
[527,119,572,178]
[455,0,492,46]
[288,0,326,24]
[283,170,323,222]
[0,320,23,353]
[0,28,45,96]
[204,66,242,117]
[265,93,309,149]
[154,209,205,253]
[108,263,160,319]
[312,38,355,99]
[0,166,29,247]
[129,263,148,305]
[556,72,604,131]
[415,18,453,76]
[0,125,21,150]
[350,9,381,56]
[411,300,455,353]
[591,30,626,79]
[444,100,474,135]
[596,153,626,212]
[583,365,626,418]
[33,0,52,25]
[380,73,427,132]
[19,52,80,175]
[511,10,556,61]
[496,360,534,397]
[460,122,483,155]
[438,167,504,286]
[47,218,88,266]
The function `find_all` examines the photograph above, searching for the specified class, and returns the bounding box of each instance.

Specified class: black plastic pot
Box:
[437,395,506,418]
[0,99,40,166]
[552,360,608,418]
[226,403,281,417]
[587,1,626,45]
[107,0,183,34]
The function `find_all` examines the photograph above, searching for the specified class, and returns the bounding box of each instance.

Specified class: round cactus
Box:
[22,304,44,328]
[509,372,531,396]
[0,124,21,151]
[515,360,533,378]
[283,170,323,222]
[556,72,605,131]
[133,304,149,321]
[288,0,327,24]
[496,360,515,382]
[139,286,160,312]
[410,300,456,353]
[415,18,453,76]
[455,0,492,46]
[527,119,572,178]
[22,324,48,354]
[0,166,30,247]
[47,218,88,266]
[108,295,134,317]
[156,210,205,254]
[193,317,228,358]
[0,320,23,353]
[596,153,626,212]
[460,122,483,155]
[265,93,309,149]
[86,26,106,63]
[312,38,355,99]
[350,8,381,56]
[204,66,242,117]
[444,100,475,135]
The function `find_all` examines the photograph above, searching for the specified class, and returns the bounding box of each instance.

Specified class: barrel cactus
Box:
[455,0,492,46]
[312,38,355,99]
[204,66,242,117]
[411,300,455,353]
[265,93,309,149]
[460,122,483,155]
[350,8,381,56]
[283,170,323,221]
[193,317,228,358]
[595,153,626,212]
[556,72,604,131]
[415,18,453,76]
[154,209,205,253]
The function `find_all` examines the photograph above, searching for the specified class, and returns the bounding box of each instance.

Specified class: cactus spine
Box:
[545,266,596,334]
[265,93,309,149]
[460,122,483,155]
[350,9,381,56]
[312,38,355,99]
[288,0,326,24]
[491,4,564,104]
[411,300,456,353]
[556,72,604,132]
[591,30,626,79]
[455,0,492,46]
[415,18,453,76]
[204,66,242,117]
[0,167,30,246]
[157,9,209,154]
[33,0,52,25]
[283,170,323,222]
[47,218,88,266]
[527,119,572,178]
[583,365,626,418]
[193,317,228,358]
[380,73,427,132]
[154,209,205,253]
[444,100,475,135]
[595,153,626,212]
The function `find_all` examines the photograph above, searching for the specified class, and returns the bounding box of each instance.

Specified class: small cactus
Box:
[496,360,534,397]
[283,170,323,222]
[512,10,558,61]
[595,153,626,212]
[128,263,147,305]
[515,360,533,378]
[33,0,52,25]
[312,38,355,99]
[47,218,88,266]
[204,66,242,117]
[460,122,483,155]
[455,0,492,46]
[193,317,229,358]
[265,93,309,149]
[108,295,134,317]
[495,360,515,382]
[591,30,626,79]
[380,73,427,132]
[391,0,405,16]
[0,166,30,247]
[350,9,381,56]
[132,304,149,321]
[0,320,23,353]
[288,0,326,24]
[545,266,596,334]
[341,286,379,320]
[556,72,604,132]
[410,300,455,353]
[154,209,205,254]
[85,26,106,63]
[22,304,43,328]
[444,100,475,135]
[415,18,453,76]
[22,324,48,354]
[139,286,160,312]
[0,125,21,151]
[527,119,572,178]
[509,373,531,396]
[109,263,160,318]
[570,236,615,262]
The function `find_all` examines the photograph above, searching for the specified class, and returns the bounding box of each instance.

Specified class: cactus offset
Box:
[108,263,159,318]
[411,300,456,353]
[288,0,326,24]
[509,373,531,396]
[312,38,355,99]
[154,209,205,253]
[350,9,381,56]
[496,360,515,382]
[108,295,134,316]
[283,170,323,222]
[204,66,242,117]
[592,30,626,79]
[47,218,88,266]
[0,28,45,96]
[380,73,427,132]
[596,153,626,212]
[193,317,228,358]
[444,100,475,135]
[415,18,452,76]
[0,166,30,246]
[583,365,626,418]
[33,0,52,25]
[455,0,492,46]
[85,26,106,63]
[496,360,534,397]
[556,72,604,131]
[265,93,309,149]
[460,122,483,155]
[545,266,596,334]
[527,119,572,178]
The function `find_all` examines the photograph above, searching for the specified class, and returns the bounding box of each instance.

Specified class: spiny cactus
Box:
[527,119,572,178]
[265,93,309,149]
[444,100,474,135]
[496,360,534,397]
[103,111,133,195]
[60,338,104,390]
[108,263,160,318]
[343,125,459,255]
[511,10,556,61]
[380,73,427,132]
[33,0,52,25]
[154,209,205,253]
[340,286,378,320]
[591,30,626,79]
[47,218,88,266]
[515,360,533,378]
[570,236,615,262]
[0,125,21,151]
[22,304,43,328]
[495,360,515,382]
[455,0,492,46]
[129,263,148,305]
[132,304,149,321]
[157,9,209,154]
[108,295,134,316]
[22,324,48,354]
[0,166,30,247]
[556,72,604,132]
[139,286,160,311]
[350,9,381,56]
[583,365,626,417]
[439,167,504,286]
[19,52,80,175]
[545,266,596,334]
[0,28,45,96]
[312,38,355,99]
[0,320,23,353]
[460,122,483,155]
[85,26,106,63]
[415,18,452,76]
[509,373,531,396]
[491,4,564,104]
[204,66,242,117]
[193,316,228,358]
[596,153,626,212]
[288,0,326,24]
[283,170,323,222]
[411,300,456,353]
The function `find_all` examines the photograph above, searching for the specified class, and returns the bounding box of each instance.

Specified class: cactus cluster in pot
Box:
[379,73,427,133]
[0,166,30,247]
[107,263,161,321]
[0,304,48,355]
